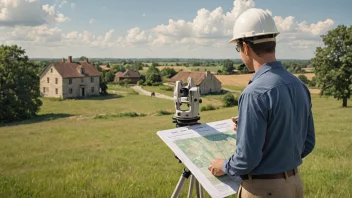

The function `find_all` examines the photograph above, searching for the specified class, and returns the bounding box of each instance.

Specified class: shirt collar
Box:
[250,61,282,83]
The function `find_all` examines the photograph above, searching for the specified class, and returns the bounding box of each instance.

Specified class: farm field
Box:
[0,86,351,198]
[216,73,315,87]
[140,65,227,75]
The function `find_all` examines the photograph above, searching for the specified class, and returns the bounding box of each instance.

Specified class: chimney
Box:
[62,58,65,63]
[85,58,89,62]
[68,56,72,63]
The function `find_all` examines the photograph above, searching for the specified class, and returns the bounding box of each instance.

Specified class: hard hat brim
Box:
[229,32,280,44]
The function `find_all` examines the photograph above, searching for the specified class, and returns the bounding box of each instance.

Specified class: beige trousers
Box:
[237,173,303,198]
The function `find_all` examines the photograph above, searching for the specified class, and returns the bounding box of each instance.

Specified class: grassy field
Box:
[142,85,239,108]
[140,65,224,75]
[0,86,351,197]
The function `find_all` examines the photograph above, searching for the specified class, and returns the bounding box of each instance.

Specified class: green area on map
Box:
[174,131,236,185]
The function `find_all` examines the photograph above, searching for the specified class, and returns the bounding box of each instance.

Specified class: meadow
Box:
[0,85,351,198]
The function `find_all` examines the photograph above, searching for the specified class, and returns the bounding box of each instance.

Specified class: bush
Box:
[94,112,146,119]
[200,104,217,112]
[160,86,173,91]
[137,79,144,85]
[156,110,173,116]
[308,77,317,87]
[222,92,238,107]
[152,82,162,86]
[298,75,310,84]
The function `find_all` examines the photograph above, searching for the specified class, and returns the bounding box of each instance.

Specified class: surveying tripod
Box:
[171,117,205,198]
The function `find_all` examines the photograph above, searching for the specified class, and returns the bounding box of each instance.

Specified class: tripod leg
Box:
[194,178,204,198]
[187,175,195,198]
[198,183,204,198]
[171,169,192,198]
[171,174,187,198]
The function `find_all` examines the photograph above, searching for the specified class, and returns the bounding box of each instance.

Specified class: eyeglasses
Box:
[235,44,240,52]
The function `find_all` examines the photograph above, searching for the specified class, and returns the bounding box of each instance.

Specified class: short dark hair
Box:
[237,34,276,56]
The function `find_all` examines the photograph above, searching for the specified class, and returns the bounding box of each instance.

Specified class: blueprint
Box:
[157,119,241,198]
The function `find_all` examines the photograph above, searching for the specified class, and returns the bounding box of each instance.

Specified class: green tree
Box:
[104,71,115,83]
[237,63,248,74]
[161,67,177,78]
[297,75,310,84]
[151,62,159,67]
[222,92,238,107]
[0,45,42,123]
[111,64,125,73]
[146,65,162,85]
[222,59,234,74]
[311,25,352,107]
[79,56,87,61]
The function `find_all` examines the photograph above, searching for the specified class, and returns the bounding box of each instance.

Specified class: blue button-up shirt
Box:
[222,61,315,176]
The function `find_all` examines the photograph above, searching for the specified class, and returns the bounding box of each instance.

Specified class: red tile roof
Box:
[52,61,100,78]
[115,70,140,78]
[168,71,207,85]
[99,65,111,71]
[116,72,124,78]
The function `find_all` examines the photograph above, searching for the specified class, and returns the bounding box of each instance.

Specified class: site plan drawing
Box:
[157,119,241,198]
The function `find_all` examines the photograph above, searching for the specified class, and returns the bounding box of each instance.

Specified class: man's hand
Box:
[232,116,238,131]
[208,159,225,176]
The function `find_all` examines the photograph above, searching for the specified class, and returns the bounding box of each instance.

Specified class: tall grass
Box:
[0,94,351,197]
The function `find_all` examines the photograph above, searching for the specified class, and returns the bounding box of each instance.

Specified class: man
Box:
[208,8,315,198]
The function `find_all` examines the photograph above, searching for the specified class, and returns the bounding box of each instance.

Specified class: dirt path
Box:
[131,86,174,101]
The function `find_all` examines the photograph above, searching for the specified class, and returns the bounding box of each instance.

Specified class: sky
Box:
[0,0,351,59]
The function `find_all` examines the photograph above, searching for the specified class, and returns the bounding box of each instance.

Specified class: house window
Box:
[43,87,45,93]
[81,78,84,83]
[69,78,72,84]
[91,87,94,93]
[69,88,72,94]
[55,88,58,95]
[55,78,58,84]
[47,77,49,83]
[91,77,94,83]
[51,68,53,73]
[80,68,84,74]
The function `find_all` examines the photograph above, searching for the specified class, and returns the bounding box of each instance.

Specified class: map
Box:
[157,119,241,198]
[175,131,236,186]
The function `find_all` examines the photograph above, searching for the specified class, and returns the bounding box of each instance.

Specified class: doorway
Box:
[81,87,85,97]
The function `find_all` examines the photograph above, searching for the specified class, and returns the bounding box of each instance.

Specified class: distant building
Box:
[99,65,111,71]
[40,56,100,99]
[114,70,141,84]
[167,71,222,94]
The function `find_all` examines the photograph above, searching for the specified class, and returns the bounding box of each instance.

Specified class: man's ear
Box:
[243,42,250,56]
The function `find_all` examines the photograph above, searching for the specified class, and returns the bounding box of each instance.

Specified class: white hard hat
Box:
[229,8,279,44]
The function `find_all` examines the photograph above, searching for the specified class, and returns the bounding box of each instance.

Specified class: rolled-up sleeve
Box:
[222,93,268,177]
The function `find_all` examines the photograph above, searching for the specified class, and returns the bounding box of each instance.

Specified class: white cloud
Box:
[0,0,69,26]
[61,29,115,47]
[122,27,149,46]
[55,13,70,23]
[71,3,75,9]
[0,0,338,59]
[58,0,67,8]
[298,19,334,35]
[150,0,255,47]
[274,16,296,32]
[5,24,62,44]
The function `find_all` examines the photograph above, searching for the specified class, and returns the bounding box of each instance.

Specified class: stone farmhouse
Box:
[114,70,141,84]
[40,56,100,99]
[167,71,222,94]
